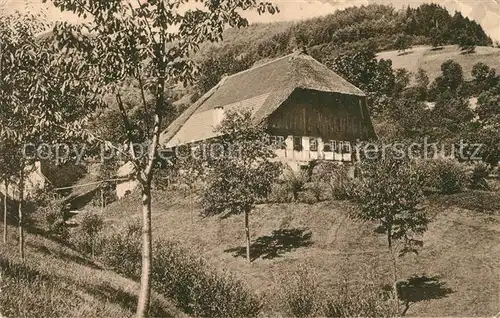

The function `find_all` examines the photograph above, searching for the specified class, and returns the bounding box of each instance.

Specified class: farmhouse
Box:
[161,49,376,165]
[116,49,376,198]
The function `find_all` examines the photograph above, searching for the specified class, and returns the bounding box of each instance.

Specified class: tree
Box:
[0,140,20,243]
[470,118,500,167]
[45,0,278,315]
[0,139,23,244]
[0,12,88,259]
[427,59,465,101]
[450,13,478,54]
[350,148,429,311]
[393,68,411,96]
[201,109,281,262]
[476,84,500,121]
[332,49,378,93]
[431,91,474,140]
[471,85,500,166]
[472,62,499,95]
[413,68,429,101]
[332,48,396,115]
[387,96,430,139]
[457,31,476,54]
[430,26,446,48]
[394,34,412,54]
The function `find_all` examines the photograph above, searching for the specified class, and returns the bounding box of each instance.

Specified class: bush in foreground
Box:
[152,240,262,317]
[89,223,262,317]
[323,279,398,317]
[283,169,309,201]
[268,183,293,203]
[277,266,319,317]
[100,222,142,279]
[469,162,490,190]
[277,266,398,317]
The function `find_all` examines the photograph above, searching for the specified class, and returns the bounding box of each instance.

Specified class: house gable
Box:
[266,88,376,142]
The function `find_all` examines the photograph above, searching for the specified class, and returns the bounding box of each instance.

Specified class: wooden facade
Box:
[266,88,373,142]
[263,88,375,170]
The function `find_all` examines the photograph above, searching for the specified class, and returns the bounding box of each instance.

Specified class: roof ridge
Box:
[226,52,296,79]
[298,54,366,96]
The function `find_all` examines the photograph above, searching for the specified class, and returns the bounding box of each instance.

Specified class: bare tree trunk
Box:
[245,209,250,262]
[136,184,152,317]
[401,301,410,316]
[3,181,7,243]
[134,34,165,316]
[101,185,105,213]
[387,228,399,314]
[18,168,25,260]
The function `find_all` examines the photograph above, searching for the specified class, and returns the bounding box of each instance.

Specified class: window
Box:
[293,136,303,151]
[323,140,336,152]
[323,142,331,152]
[309,137,318,151]
[341,141,351,154]
[270,135,286,150]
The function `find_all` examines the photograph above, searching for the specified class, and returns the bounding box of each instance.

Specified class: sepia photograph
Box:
[0,0,499,317]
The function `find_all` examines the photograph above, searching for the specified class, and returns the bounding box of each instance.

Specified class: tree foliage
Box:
[202,109,281,261]
[0,11,98,259]
[431,91,474,139]
[351,150,429,257]
[394,34,412,53]
[202,109,281,215]
[472,62,499,96]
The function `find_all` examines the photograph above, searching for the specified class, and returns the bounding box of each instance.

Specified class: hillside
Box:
[101,189,500,316]
[189,3,495,97]
[0,226,183,317]
[377,45,500,83]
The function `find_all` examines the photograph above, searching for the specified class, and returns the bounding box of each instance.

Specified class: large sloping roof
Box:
[160,51,366,147]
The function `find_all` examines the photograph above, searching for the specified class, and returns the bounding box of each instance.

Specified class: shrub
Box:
[278,266,319,317]
[470,162,490,190]
[30,189,68,239]
[418,159,469,194]
[283,169,309,201]
[97,226,262,317]
[269,183,292,203]
[100,221,142,278]
[42,204,68,239]
[71,212,105,258]
[311,162,355,200]
[152,240,262,317]
[322,279,397,317]
[300,188,320,204]
[308,180,324,202]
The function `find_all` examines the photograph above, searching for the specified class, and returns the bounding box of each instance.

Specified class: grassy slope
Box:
[377,45,500,83]
[0,226,183,317]
[102,189,500,316]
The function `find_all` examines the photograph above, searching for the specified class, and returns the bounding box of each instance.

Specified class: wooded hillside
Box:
[192,3,493,97]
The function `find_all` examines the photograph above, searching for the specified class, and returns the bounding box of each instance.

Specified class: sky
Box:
[1,0,500,42]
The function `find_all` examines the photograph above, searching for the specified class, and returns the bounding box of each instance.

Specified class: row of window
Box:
[269,136,352,153]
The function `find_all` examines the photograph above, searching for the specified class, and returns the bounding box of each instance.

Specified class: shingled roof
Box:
[160,51,366,148]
